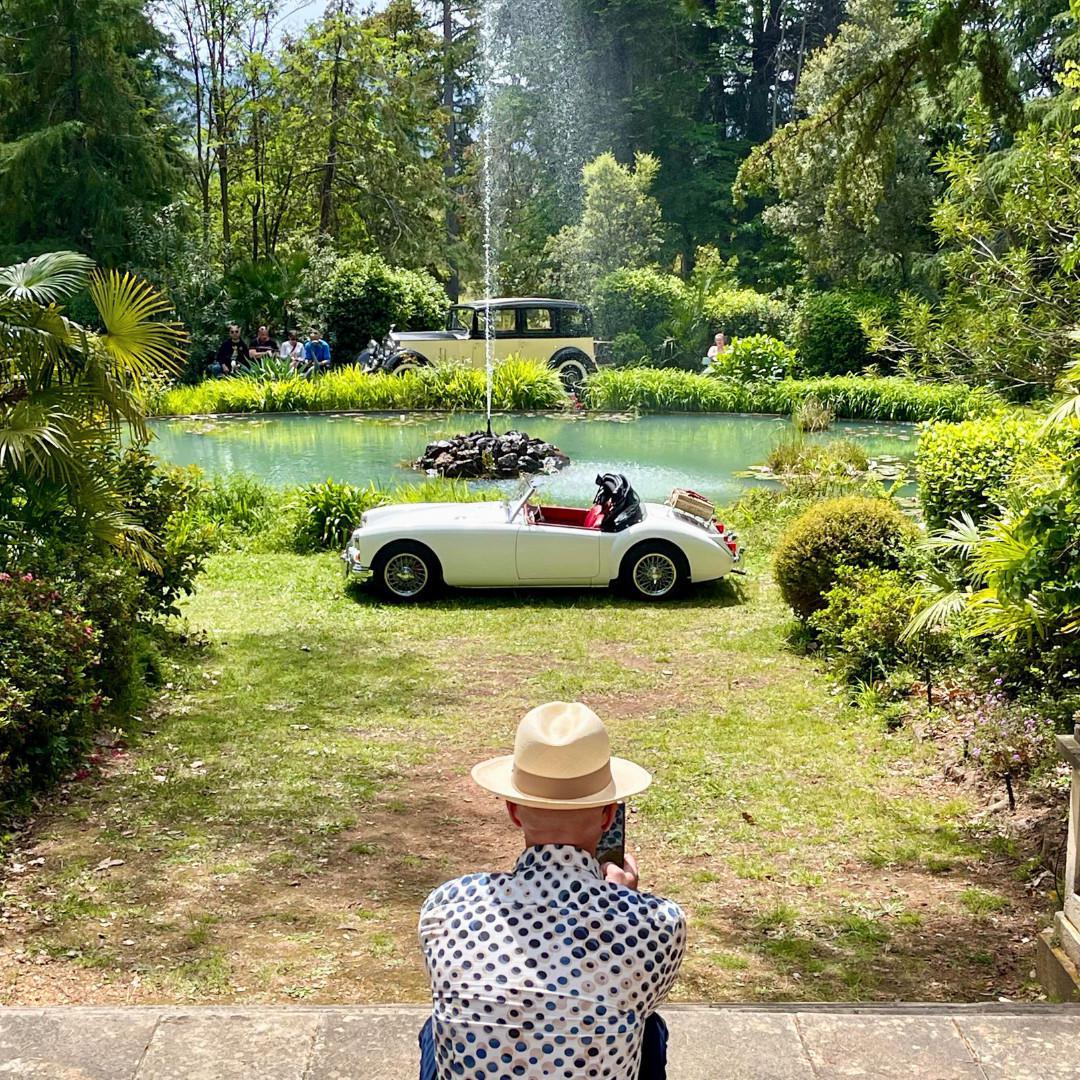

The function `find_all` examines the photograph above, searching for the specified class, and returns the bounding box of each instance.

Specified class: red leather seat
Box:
[583,504,606,529]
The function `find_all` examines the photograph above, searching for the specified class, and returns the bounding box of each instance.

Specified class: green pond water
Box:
[147,411,919,505]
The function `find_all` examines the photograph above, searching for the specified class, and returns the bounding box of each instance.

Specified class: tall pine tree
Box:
[0,0,182,262]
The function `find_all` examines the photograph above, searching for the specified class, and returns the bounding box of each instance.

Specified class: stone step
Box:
[3,1003,1080,1079]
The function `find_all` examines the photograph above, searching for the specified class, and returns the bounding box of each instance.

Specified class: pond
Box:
[148,411,919,505]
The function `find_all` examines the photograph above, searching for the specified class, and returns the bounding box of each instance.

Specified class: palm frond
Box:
[922,512,983,559]
[900,589,969,641]
[0,251,94,303]
[88,269,186,378]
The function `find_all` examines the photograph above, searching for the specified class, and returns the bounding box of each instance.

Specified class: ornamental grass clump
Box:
[793,395,834,432]
[773,496,920,619]
[581,370,997,422]
[152,357,565,416]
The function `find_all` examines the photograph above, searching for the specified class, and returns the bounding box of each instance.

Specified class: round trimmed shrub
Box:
[317,254,447,360]
[795,292,870,376]
[773,497,919,619]
[591,268,686,350]
[703,288,795,342]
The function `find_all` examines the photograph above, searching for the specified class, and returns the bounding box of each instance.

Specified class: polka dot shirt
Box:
[418,844,686,1079]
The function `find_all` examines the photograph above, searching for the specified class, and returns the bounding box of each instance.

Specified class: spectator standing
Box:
[210,325,247,376]
[248,325,279,362]
[418,701,686,1080]
[280,330,305,369]
[304,328,331,372]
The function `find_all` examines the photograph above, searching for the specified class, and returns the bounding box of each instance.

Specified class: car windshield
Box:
[506,477,536,523]
[446,305,473,333]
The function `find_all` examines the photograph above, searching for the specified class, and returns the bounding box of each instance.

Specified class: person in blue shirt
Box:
[304,328,332,372]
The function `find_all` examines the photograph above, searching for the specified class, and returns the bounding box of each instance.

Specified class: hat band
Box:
[512,761,613,801]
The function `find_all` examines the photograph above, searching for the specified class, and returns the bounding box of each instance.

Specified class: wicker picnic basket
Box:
[667,488,715,521]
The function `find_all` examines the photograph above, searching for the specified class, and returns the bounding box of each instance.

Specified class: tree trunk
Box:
[443,0,459,301]
[748,0,784,142]
[318,13,345,239]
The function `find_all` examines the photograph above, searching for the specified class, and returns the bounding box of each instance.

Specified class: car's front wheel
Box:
[371,540,441,602]
[549,348,596,393]
[618,541,688,601]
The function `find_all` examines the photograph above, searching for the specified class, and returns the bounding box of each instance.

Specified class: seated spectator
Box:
[280,330,305,368]
[210,325,247,377]
[418,701,686,1080]
[704,330,728,369]
[248,325,279,361]
[304,328,332,372]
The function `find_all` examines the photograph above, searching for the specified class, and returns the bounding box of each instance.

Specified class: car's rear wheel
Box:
[549,348,596,393]
[618,541,688,601]
[385,351,428,375]
[371,540,441,602]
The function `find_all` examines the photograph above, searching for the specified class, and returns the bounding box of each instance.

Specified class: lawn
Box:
[0,545,1046,1005]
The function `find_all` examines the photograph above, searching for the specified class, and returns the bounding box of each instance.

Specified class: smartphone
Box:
[596,803,626,868]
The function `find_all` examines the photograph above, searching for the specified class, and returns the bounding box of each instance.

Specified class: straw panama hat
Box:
[471,701,652,810]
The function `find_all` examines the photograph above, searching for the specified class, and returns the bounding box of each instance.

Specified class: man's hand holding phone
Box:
[602,852,639,890]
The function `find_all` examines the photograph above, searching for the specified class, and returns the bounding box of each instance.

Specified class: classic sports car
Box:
[342,474,740,602]
[363,298,598,391]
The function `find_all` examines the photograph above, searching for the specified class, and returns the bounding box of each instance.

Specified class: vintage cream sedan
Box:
[368,298,598,390]
[341,474,741,602]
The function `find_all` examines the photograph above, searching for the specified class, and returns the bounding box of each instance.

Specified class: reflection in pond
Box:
[148,411,920,505]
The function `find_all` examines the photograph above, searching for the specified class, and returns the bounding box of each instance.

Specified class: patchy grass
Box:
[0,535,1050,1005]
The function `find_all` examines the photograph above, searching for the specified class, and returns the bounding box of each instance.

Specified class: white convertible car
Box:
[342,473,741,602]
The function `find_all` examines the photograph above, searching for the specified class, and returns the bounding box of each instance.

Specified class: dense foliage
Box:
[711,335,797,383]
[915,414,1037,530]
[318,254,448,360]
[795,292,871,376]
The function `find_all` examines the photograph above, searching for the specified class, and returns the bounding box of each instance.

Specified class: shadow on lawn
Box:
[344,577,748,612]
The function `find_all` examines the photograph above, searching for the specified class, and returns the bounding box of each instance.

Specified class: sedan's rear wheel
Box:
[371,540,441,602]
[619,541,687,601]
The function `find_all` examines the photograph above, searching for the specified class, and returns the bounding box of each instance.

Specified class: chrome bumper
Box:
[341,551,373,581]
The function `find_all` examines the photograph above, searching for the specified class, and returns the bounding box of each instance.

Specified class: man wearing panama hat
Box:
[418,702,686,1079]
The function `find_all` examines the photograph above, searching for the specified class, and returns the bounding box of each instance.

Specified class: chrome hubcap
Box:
[385,553,428,596]
[633,553,677,597]
[557,360,587,390]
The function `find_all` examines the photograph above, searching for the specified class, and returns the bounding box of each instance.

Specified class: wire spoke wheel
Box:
[556,359,587,391]
[632,552,677,597]
[384,552,429,597]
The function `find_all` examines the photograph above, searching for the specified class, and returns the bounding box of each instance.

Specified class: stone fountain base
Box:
[415,430,570,479]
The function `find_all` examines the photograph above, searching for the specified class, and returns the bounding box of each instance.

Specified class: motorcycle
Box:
[358,325,396,374]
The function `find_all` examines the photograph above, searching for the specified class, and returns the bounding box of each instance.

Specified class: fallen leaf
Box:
[93,858,125,872]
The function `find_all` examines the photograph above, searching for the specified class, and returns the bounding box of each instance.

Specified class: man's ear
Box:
[600,803,618,830]
[506,801,523,828]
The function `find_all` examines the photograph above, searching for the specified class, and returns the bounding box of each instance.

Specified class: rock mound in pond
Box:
[416,430,570,479]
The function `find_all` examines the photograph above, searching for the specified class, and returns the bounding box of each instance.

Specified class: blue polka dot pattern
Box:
[418,844,686,1079]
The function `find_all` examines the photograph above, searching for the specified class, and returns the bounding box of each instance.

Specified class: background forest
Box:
[1,0,1075,393]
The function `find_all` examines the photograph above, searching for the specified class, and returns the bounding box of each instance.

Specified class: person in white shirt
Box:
[418,702,686,1080]
[703,330,728,369]
[280,329,306,369]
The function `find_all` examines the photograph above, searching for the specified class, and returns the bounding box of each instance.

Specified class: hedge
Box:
[581,371,999,422]
[915,413,1041,530]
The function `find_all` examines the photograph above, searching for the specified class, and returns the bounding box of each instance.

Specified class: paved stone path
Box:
[2,1003,1080,1079]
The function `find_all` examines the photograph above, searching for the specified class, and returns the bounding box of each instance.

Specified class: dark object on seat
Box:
[593,473,643,533]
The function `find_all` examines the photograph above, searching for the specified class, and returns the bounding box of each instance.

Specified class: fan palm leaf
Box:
[89,269,186,379]
[0,251,93,304]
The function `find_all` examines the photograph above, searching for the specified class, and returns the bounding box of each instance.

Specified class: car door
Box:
[515,521,601,583]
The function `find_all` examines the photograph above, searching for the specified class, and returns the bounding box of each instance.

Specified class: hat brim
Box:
[471,755,651,810]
